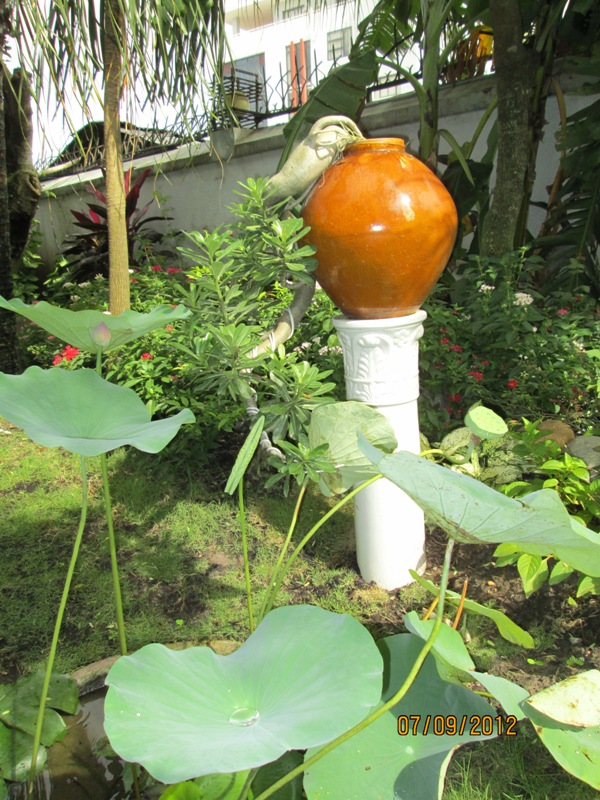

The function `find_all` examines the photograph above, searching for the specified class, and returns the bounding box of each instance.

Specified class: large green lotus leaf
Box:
[159,772,250,799]
[359,440,600,576]
[0,296,190,353]
[304,634,497,800]
[0,367,195,456]
[403,614,530,719]
[409,572,534,648]
[0,725,46,782]
[104,605,383,783]
[309,402,397,494]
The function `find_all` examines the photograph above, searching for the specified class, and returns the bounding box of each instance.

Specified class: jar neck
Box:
[345,137,406,155]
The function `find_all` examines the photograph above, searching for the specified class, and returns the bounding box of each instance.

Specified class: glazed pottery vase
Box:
[302,138,458,319]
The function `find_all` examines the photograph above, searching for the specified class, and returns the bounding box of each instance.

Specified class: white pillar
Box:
[333,312,427,589]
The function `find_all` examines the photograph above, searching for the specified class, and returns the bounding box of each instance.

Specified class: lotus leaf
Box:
[0,296,189,353]
[309,401,397,494]
[359,439,600,576]
[104,605,383,783]
[0,367,195,456]
[304,634,497,800]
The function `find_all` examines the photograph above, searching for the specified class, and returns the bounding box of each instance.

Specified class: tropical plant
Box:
[61,167,169,282]
[13,0,226,315]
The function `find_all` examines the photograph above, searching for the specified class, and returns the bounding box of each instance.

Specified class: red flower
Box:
[448,393,461,403]
[167,267,182,274]
[63,345,80,362]
[140,352,154,360]
[151,265,163,272]
[434,364,442,370]
[469,370,483,382]
[165,325,174,333]
[556,308,569,316]
[52,354,63,366]
[480,359,490,366]
[441,337,450,344]
[439,327,447,333]
[450,344,463,353]
[131,278,139,284]
[507,379,518,390]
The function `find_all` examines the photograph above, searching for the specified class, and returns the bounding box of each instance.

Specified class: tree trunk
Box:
[4,67,41,270]
[480,0,535,257]
[0,56,17,374]
[103,0,130,315]
[419,0,442,172]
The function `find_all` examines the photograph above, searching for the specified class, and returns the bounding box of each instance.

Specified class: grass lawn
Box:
[0,419,597,799]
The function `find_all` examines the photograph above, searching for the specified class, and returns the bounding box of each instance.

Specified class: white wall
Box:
[35,70,598,268]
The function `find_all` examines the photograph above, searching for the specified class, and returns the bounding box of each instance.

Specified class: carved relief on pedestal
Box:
[334,317,425,405]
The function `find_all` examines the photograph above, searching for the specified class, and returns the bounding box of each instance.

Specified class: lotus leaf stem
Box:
[252,539,456,800]
[238,481,255,633]
[101,453,128,656]
[28,456,89,796]
[259,474,382,620]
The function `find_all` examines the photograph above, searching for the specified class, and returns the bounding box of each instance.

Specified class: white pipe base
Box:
[334,312,427,590]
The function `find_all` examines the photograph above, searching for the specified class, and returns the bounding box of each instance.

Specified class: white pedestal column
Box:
[333,312,427,590]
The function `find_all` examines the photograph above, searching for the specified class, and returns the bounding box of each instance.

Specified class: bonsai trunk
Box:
[103,0,130,315]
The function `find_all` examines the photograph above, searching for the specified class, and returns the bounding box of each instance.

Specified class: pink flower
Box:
[450,344,463,353]
[557,308,569,316]
[151,265,163,272]
[47,335,55,341]
[469,370,483,382]
[91,322,112,348]
[507,379,518,390]
[141,352,154,360]
[167,267,182,274]
[165,325,174,333]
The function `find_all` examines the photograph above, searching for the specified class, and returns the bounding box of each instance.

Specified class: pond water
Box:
[9,691,127,800]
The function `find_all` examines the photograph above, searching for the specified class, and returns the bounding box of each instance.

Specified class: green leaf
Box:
[517,553,549,597]
[159,773,250,799]
[576,575,600,597]
[0,725,46,782]
[464,404,508,440]
[0,367,195,456]
[224,417,265,495]
[520,673,600,790]
[402,614,530,719]
[252,751,304,799]
[523,671,600,729]
[408,573,534,649]
[0,297,190,354]
[549,561,575,585]
[0,672,78,745]
[359,442,600,577]
[104,605,383,783]
[304,634,497,800]
[308,402,396,494]
[278,52,378,170]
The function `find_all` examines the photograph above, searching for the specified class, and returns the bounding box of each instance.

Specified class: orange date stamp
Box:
[397,714,518,737]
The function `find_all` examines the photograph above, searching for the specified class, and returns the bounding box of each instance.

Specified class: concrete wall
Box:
[35,69,598,268]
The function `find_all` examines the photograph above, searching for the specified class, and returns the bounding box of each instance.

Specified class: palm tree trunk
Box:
[103,0,130,315]
[0,55,17,373]
[480,0,534,257]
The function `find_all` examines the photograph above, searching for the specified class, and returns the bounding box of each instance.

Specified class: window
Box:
[281,1,307,20]
[327,28,352,61]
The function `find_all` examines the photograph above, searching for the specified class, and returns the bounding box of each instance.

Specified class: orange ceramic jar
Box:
[302,138,458,319]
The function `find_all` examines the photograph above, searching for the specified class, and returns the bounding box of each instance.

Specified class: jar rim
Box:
[345,137,406,152]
